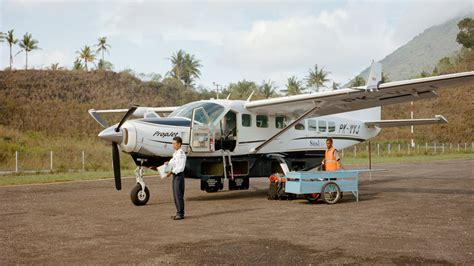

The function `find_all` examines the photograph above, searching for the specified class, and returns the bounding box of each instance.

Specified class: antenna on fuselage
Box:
[246,91,255,102]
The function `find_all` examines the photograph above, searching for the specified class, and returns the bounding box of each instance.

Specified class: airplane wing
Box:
[247,71,473,153]
[364,115,448,128]
[89,106,178,128]
[245,71,474,117]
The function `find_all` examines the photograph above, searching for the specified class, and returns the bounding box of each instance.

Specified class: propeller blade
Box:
[115,105,139,132]
[112,142,121,190]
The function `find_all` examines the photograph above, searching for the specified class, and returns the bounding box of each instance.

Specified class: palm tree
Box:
[6,30,19,69]
[0,32,4,42]
[19,33,39,70]
[331,81,340,90]
[73,58,83,70]
[97,59,113,71]
[351,76,366,87]
[283,76,304,96]
[77,45,96,71]
[169,50,202,88]
[306,64,330,92]
[260,80,276,98]
[95,36,111,61]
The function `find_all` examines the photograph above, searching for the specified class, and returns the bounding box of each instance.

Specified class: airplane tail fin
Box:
[366,61,382,91]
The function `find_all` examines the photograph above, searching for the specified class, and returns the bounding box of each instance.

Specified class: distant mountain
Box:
[350,15,471,84]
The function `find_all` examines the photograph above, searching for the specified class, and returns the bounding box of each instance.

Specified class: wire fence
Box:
[0,142,473,174]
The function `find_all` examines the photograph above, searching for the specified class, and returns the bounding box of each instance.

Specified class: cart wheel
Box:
[305,193,320,202]
[321,182,341,204]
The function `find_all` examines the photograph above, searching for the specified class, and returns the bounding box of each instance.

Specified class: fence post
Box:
[457,143,460,152]
[15,151,19,173]
[465,143,467,151]
[354,146,357,157]
[388,143,391,155]
[398,143,401,153]
[407,143,410,155]
[377,143,380,156]
[434,142,436,154]
[442,143,444,154]
[82,151,85,171]
[50,151,53,171]
[425,142,428,151]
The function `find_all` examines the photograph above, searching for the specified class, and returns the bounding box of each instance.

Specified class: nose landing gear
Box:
[130,160,150,206]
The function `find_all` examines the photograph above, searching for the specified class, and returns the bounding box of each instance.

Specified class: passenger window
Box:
[275,116,287,129]
[295,123,305,130]
[242,114,251,127]
[308,119,317,131]
[328,121,336,132]
[256,115,268,128]
[318,120,327,132]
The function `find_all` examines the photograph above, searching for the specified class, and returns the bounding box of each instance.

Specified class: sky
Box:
[1,0,473,91]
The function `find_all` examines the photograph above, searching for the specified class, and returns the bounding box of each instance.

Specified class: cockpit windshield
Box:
[168,102,225,123]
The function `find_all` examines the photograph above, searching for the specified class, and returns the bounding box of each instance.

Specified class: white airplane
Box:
[88,63,474,205]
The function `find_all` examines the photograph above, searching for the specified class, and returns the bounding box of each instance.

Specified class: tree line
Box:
[1,17,471,98]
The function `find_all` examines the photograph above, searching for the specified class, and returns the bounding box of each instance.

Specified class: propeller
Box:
[110,105,139,190]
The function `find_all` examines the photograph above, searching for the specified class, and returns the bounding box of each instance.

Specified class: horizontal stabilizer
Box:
[364,115,448,128]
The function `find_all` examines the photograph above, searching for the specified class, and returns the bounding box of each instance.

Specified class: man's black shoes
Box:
[171,215,184,220]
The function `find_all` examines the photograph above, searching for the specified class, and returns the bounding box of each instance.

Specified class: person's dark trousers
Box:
[172,172,185,217]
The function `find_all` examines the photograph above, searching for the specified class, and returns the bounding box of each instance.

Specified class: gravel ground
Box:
[0,159,473,264]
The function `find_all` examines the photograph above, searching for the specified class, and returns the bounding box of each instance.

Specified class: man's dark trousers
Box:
[172,172,185,217]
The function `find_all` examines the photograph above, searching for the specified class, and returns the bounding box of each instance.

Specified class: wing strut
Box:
[250,103,321,154]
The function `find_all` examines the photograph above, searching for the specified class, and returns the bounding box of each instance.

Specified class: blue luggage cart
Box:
[285,170,373,204]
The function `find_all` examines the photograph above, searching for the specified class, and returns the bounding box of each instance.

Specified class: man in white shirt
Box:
[165,136,187,220]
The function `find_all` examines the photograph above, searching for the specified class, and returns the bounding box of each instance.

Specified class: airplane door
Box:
[189,107,215,152]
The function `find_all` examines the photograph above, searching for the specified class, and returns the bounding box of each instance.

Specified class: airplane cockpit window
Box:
[256,115,269,128]
[168,102,225,123]
[275,116,287,129]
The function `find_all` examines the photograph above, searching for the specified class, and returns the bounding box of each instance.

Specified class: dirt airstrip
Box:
[1,159,473,264]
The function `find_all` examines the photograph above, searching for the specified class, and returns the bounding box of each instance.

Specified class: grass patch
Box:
[0,169,157,186]
[342,152,473,165]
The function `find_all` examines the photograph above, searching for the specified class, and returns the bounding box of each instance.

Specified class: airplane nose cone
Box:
[98,126,123,143]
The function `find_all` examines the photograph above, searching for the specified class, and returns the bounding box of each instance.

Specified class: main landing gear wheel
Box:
[321,182,341,204]
[131,183,150,206]
[305,193,320,202]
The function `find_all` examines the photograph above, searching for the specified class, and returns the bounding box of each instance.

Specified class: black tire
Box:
[206,187,219,193]
[321,182,341,204]
[130,183,150,206]
[304,193,320,202]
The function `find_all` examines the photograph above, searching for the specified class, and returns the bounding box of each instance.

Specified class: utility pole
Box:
[410,101,415,148]
[212,82,221,99]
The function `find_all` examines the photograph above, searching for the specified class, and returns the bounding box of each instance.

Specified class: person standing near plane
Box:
[322,137,342,171]
[165,136,186,220]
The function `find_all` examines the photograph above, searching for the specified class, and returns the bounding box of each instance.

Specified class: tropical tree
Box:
[306,64,330,92]
[6,30,19,69]
[331,81,340,90]
[381,72,390,83]
[77,45,96,71]
[226,80,259,100]
[260,80,277,98]
[169,50,202,88]
[351,76,366,87]
[283,76,304,96]
[456,17,473,49]
[48,63,64,71]
[97,59,113,71]
[73,58,83,70]
[95,36,111,61]
[0,31,4,42]
[18,33,39,70]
